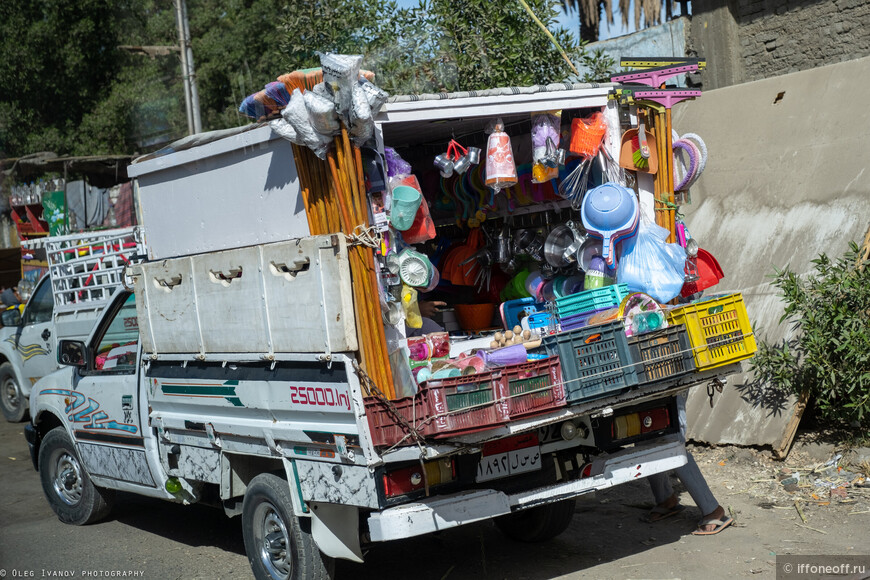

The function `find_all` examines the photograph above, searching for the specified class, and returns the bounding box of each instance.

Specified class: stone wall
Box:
[691,0,870,89]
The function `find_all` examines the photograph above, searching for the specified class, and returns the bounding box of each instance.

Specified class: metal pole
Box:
[180,0,202,134]
[174,0,194,134]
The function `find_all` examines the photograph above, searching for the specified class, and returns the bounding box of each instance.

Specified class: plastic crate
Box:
[501,297,546,329]
[501,356,566,418]
[543,320,638,404]
[365,395,430,447]
[527,311,555,329]
[667,293,757,370]
[627,325,696,385]
[422,371,509,438]
[555,284,630,318]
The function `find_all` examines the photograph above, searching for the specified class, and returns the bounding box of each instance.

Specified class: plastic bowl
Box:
[454,303,496,331]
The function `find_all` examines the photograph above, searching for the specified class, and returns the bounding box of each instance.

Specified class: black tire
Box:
[242,473,335,580]
[38,427,114,525]
[494,499,576,542]
[0,362,27,422]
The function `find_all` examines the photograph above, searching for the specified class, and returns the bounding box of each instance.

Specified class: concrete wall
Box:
[691,0,870,89]
[671,56,870,447]
[573,18,691,83]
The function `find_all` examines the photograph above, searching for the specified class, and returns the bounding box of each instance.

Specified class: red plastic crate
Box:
[501,357,566,418]
[364,395,430,448]
[421,370,509,438]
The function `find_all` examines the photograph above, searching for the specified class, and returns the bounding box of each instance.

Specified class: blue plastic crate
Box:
[554,284,630,318]
[527,311,555,329]
[543,320,638,404]
[500,297,546,329]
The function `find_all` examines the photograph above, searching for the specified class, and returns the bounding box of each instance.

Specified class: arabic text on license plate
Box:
[476,434,541,483]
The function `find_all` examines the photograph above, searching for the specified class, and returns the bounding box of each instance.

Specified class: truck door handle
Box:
[42,329,51,341]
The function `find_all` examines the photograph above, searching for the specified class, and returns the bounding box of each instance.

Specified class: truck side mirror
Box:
[58,340,88,367]
[1,308,21,327]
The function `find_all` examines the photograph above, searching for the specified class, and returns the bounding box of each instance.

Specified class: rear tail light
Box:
[612,407,670,440]
[383,458,456,499]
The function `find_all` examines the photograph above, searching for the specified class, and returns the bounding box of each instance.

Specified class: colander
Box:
[581,182,639,267]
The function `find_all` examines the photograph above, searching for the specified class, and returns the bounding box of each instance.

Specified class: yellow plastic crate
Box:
[667,293,757,370]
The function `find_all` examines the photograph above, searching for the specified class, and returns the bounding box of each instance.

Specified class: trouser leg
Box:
[648,471,674,505]
[674,451,719,516]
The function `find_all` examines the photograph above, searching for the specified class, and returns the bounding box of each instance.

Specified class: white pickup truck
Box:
[0,227,144,422]
[25,83,751,580]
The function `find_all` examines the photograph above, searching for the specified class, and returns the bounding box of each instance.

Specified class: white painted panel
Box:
[262,237,357,353]
[132,126,310,260]
[132,259,201,355]
[192,246,270,353]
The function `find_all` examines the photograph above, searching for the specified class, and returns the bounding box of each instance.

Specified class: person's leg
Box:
[674,451,719,517]
[647,472,675,506]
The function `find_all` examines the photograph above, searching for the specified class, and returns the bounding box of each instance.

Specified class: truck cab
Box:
[0,227,144,423]
[0,275,57,421]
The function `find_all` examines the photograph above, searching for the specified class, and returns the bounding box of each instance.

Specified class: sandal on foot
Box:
[692,516,734,535]
[642,503,685,523]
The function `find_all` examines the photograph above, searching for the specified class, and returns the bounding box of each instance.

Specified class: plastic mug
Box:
[390,185,423,231]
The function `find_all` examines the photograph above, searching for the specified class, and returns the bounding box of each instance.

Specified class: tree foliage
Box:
[1,0,612,159]
[750,242,870,427]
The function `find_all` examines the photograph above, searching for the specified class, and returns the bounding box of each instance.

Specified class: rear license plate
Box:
[476,433,541,483]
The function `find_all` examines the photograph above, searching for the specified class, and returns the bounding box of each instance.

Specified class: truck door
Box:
[68,291,154,487]
[13,276,59,386]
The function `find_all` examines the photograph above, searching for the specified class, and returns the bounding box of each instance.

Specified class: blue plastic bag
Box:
[617,213,686,303]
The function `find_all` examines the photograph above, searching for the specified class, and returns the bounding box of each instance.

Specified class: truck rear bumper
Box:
[367,434,686,542]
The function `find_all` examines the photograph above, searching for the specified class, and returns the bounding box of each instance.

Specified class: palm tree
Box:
[562,0,688,43]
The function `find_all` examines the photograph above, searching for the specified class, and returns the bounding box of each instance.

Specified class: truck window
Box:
[92,293,139,373]
[22,278,53,325]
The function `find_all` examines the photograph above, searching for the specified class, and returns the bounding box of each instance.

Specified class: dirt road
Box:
[1,416,868,579]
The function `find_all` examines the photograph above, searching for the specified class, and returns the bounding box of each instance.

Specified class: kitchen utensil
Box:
[455,303,496,331]
[581,182,640,267]
[576,238,604,272]
[543,224,575,268]
[434,153,454,178]
[681,247,724,297]
[397,248,433,287]
[390,185,423,231]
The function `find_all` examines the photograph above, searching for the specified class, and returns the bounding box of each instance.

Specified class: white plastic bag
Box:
[269,118,297,143]
[303,89,340,136]
[319,52,362,121]
[349,83,373,145]
[617,213,687,303]
[282,88,332,159]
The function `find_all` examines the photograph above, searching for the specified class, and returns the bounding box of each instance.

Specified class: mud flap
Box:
[309,501,363,563]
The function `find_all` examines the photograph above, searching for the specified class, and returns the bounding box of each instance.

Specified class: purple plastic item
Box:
[476,344,528,367]
[385,147,412,177]
[558,306,613,331]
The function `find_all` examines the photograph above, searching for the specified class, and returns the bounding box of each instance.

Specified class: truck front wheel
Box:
[494,499,576,542]
[38,427,114,525]
[0,362,27,422]
[242,473,334,580]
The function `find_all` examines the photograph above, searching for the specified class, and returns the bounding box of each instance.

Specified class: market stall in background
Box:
[0,153,139,293]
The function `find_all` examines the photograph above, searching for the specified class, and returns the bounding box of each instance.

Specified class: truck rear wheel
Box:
[0,362,27,422]
[38,427,114,525]
[242,473,334,580]
[494,499,576,542]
